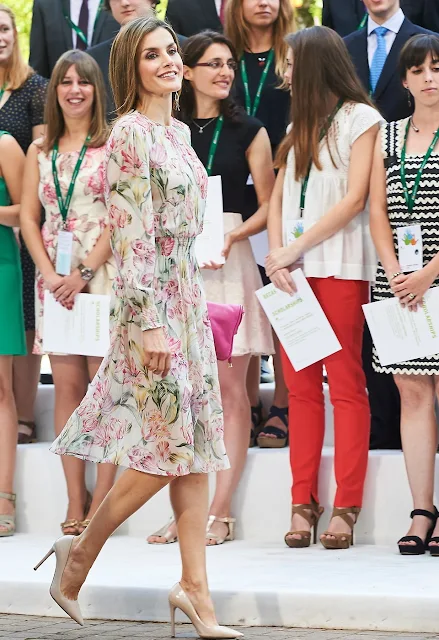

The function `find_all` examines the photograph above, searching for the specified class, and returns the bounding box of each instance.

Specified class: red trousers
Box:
[281,277,370,507]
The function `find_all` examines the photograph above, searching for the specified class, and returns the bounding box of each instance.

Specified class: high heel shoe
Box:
[169,583,243,639]
[284,499,324,548]
[399,508,438,556]
[320,507,360,550]
[147,517,178,544]
[33,535,84,626]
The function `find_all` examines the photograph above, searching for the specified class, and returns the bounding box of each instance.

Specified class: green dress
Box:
[0,131,26,355]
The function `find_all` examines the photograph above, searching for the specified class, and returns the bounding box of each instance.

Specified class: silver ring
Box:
[408,293,415,301]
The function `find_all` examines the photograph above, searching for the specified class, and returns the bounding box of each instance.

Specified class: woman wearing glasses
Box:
[148,30,274,546]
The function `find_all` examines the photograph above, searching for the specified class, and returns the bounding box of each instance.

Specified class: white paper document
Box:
[43,291,110,357]
[196,175,225,266]
[363,288,439,366]
[249,230,269,267]
[256,269,342,371]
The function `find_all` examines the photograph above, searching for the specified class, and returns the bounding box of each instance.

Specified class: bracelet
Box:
[390,272,403,281]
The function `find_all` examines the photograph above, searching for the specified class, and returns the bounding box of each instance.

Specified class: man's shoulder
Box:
[344,28,364,47]
[32,0,62,15]
[88,38,114,62]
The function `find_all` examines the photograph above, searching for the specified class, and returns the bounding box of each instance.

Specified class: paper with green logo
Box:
[255,269,342,371]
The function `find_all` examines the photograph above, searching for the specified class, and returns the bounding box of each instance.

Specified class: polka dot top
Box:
[0,73,48,152]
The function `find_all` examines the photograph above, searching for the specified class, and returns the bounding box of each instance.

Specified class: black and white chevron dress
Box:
[373,119,439,375]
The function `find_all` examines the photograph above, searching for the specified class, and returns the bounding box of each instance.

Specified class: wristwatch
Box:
[77,263,95,282]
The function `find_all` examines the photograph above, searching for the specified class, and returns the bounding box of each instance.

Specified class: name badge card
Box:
[396,224,423,272]
[55,230,73,276]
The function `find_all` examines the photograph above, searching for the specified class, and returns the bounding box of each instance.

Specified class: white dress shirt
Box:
[215,0,221,14]
[367,9,405,67]
[70,0,101,47]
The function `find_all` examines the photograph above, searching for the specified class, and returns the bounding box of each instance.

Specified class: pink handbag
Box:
[207,301,244,367]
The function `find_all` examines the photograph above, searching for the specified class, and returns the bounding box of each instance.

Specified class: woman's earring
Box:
[406,88,412,108]
[173,91,181,112]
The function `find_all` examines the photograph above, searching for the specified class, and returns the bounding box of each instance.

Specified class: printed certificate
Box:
[42,291,110,357]
[196,175,225,266]
[256,269,342,371]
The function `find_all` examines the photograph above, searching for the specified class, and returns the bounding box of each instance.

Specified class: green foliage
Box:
[295,0,323,29]
[11,0,32,61]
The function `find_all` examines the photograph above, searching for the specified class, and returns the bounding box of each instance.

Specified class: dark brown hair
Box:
[180,30,243,123]
[399,33,439,79]
[275,26,374,178]
[44,50,108,152]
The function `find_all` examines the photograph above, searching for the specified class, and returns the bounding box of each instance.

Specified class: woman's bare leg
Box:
[13,330,41,438]
[0,356,18,532]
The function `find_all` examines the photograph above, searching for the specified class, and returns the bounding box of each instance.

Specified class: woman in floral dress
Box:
[20,50,117,536]
[36,17,239,640]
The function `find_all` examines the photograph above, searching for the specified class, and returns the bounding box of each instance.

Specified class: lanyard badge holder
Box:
[240,49,275,118]
[53,136,90,276]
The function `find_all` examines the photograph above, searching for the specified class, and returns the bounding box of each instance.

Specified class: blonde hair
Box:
[225,0,294,78]
[109,16,180,119]
[0,4,33,90]
[44,50,108,153]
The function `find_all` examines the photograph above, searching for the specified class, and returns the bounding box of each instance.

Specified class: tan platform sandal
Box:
[61,490,92,536]
[206,515,236,545]
[284,500,324,548]
[0,492,16,537]
[320,507,361,550]
[147,517,178,545]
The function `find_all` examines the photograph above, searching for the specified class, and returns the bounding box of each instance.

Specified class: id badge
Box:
[285,220,305,265]
[396,224,423,272]
[55,230,73,275]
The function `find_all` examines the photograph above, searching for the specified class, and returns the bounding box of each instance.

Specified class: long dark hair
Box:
[399,33,439,79]
[275,26,374,178]
[180,30,243,123]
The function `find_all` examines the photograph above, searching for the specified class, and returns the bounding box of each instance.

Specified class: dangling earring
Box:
[406,88,412,108]
[173,91,181,112]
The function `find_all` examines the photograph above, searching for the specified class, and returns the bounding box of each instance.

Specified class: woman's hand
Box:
[201,261,224,270]
[390,268,436,310]
[265,243,302,278]
[270,267,297,296]
[51,269,87,309]
[43,271,65,294]
[221,231,237,261]
[142,327,172,378]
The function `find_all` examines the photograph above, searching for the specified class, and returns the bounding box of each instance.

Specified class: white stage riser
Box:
[14,443,439,545]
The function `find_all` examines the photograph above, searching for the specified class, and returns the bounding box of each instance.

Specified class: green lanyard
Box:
[0,83,7,104]
[299,99,344,216]
[240,49,275,118]
[206,116,224,177]
[358,13,368,29]
[64,1,103,48]
[400,120,439,215]
[52,136,90,226]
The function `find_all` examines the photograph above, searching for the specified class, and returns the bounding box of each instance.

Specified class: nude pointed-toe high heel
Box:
[34,535,84,626]
[169,583,243,639]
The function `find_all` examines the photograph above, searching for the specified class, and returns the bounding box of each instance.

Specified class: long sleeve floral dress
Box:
[51,111,230,476]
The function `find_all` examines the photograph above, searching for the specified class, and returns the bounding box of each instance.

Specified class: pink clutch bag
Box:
[207,301,244,366]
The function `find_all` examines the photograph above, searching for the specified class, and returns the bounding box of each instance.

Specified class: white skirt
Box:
[201,212,274,357]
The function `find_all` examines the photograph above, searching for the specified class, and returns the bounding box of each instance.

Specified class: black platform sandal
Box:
[250,400,264,448]
[257,406,289,448]
[398,508,438,555]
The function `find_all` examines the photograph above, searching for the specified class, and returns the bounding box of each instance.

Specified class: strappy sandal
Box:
[284,499,324,548]
[206,515,236,545]
[61,490,92,536]
[250,400,264,447]
[399,508,438,556]
[257,406,289,448]
[147,517,178,544]
[321,507,361,550]
[0,492,16,537]
[17,420,37,444]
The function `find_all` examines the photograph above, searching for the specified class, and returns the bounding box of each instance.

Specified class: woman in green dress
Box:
[0,130,26,536]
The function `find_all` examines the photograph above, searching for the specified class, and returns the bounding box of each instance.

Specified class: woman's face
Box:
[137,27,183,100]
[0,11,15,68]
[184,43,235,103]
[242,0,280,28]
[284,47,293,89]
[403,52,439,108]
[56,64,95,120]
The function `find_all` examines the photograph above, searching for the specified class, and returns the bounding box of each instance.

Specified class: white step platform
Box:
[2,535,439,633]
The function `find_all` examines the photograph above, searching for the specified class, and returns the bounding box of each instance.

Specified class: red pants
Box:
[281,277,370,507]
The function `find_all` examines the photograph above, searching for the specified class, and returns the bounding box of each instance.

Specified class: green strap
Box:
[358,13,368,29]
[52,136,90,225]
[64,0,103,48]
[0,83,7,104]
[240,49,275,118]
[400,119,439,215]
[299,99,344,216]
[206,116,224,177]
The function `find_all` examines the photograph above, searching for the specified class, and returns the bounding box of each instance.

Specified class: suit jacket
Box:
[323,0,439,37]
[88,33,187,121]
[29,0,120,78]
[345,18,431,123]
[166,0,222,37]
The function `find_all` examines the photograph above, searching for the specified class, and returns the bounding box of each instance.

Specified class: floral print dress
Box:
[51,112,230,476]
[34,145,116,354]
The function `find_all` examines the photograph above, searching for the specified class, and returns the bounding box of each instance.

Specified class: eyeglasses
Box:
[194,60,238,71]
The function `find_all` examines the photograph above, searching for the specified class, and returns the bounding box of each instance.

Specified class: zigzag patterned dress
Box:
[373,118,439,375]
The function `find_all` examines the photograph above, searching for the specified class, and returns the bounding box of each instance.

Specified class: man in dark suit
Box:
[323,0,439,37]
[166,0,223,37]
[88,0,185,121]
[344,0,432,450]
[29,0,120,78]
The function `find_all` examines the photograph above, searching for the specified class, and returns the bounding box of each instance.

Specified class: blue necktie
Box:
[370,27,389,93]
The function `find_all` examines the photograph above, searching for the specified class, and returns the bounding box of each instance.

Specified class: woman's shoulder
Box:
[110,111,154,139]
[343,101,382,122]
[171,117,189,134]
[20,72,49,93]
